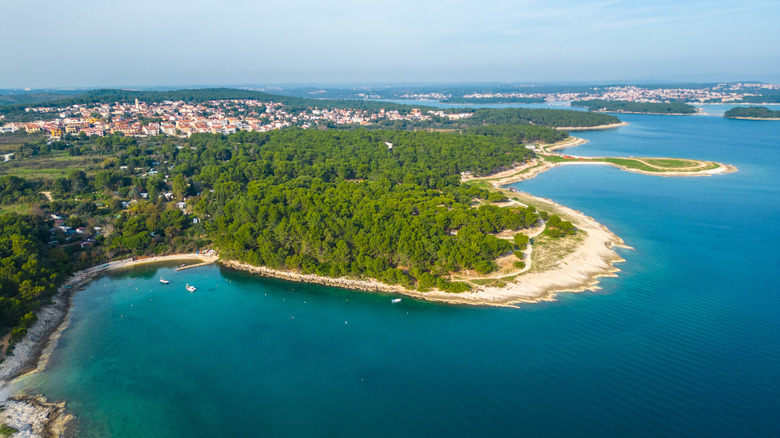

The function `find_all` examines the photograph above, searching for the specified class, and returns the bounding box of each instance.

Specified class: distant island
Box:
[723,106,780,120]
[571,100,698,115]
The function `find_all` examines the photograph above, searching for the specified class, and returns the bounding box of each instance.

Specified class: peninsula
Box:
[0,89,739,435]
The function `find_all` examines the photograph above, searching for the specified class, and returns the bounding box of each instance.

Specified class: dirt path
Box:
[40,191,53,201]
[631,158,709,171]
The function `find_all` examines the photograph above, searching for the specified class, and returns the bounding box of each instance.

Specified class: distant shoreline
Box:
[555,122,628,131]
[724,116,780,121]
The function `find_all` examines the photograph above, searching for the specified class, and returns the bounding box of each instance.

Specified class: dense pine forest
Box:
[723,106,780,119]
[572,100,698,114]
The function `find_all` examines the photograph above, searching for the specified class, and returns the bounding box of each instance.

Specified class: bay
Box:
[20,110,780,437]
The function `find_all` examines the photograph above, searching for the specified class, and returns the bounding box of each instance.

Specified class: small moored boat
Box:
[391,298,402,303]
[185,284,196,292]
[160,278,170,284]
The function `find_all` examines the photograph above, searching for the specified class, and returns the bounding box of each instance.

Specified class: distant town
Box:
[0,98,472,138]
[401,82,780,103]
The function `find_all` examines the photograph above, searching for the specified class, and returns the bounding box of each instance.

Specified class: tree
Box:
[173,174,188,200]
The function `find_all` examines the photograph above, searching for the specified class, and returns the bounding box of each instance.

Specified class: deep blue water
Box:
[20,113,780,437]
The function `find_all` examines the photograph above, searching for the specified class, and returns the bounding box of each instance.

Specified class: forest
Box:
[0,214,71,350]
[465,108,620,127]
[0,101,592,344]
[571,100,698,114]
[723,106,780,119]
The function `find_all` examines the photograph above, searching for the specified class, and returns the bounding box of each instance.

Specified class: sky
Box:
[1,0,779,88]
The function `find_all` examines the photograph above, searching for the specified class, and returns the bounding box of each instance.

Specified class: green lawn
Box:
[0,155,101,179]
[0,204,31,215]
[642,158,699,168]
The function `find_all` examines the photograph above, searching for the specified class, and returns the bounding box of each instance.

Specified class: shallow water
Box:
[22,111,780,437]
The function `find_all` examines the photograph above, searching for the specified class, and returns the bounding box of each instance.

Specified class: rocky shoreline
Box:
[222,260,410,296]
[0,280,78,438]
[222,186,633,307]
[0,254,217,437]
[0,395,76,438]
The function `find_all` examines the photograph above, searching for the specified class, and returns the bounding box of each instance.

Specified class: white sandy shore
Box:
[555,122,629,131]
[725,117,780,121]
[0,253,217,437]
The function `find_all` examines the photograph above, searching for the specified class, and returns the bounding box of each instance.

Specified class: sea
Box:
[17,104,780,437]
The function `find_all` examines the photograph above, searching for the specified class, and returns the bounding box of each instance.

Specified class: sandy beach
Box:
[555,121,629,131]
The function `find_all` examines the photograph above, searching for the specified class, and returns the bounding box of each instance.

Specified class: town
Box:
[0,98,473,138]
[399,82,780,103]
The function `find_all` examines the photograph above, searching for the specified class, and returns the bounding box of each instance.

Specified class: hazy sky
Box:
[1,0,779,88]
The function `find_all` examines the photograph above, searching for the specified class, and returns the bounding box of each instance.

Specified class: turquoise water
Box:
[22,114,780,437]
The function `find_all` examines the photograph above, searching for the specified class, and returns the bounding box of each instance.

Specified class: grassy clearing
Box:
[0,133,45,152]
[470,278,496,286]
[0,167,78,179]
[0,423,18,437]
[463,180,491,189]
[0,204,31,215]
[642,158,699,168]
[0,155,101,179]
[600,158,661,172]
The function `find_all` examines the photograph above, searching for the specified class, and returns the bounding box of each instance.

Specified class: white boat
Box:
[391,298,402,303]
[160,278,169,284]
[185,284,196,292]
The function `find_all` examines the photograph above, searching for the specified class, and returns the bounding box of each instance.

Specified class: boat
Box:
[160,277,170,284]
[185,284,196,292]
[391,298,402,303]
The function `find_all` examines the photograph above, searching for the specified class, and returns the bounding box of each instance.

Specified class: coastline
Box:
[476,155,736,187]
[0,125,736,433]
[0,253,217,437]
[551,160,738,177]
[221,191,631,307]
[724,116,780,121]
[221,170,633,307]
[555,122,628,131]
[592,110,697,116]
